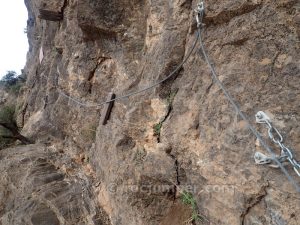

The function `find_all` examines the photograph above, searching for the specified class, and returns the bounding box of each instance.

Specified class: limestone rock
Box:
[1,0,299,224]
[0,144,110,225]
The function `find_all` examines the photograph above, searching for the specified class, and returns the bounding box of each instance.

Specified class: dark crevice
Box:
[222,37,249,47]
[241,183,269,225]
[61,0,68,13]
[87,56,111,94]
[43,96,48,109]
[204,2,262,26]
[168,154,180,201]
[152,90,179,200]
[21,103,28,128]
[205,79,214,95]
[174,159,180,185]
[200,79,214,105]
[179,0,193,9]
[159,103,173,133]
[88,65,98,82]
[81,25,118,42]
[154,90,178,143]
[158,65,183,99]
[158,13,191,99]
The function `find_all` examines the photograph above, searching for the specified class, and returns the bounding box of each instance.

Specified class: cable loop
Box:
[58,30,200,108]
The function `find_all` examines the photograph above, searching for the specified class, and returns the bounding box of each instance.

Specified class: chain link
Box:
[255,111,300,177]
[197,0,300,192]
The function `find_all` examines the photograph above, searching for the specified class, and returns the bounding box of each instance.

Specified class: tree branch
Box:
[0,122,33,144]
[0,135,17,140]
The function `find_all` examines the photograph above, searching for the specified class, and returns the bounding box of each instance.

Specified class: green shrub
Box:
[0,130,14,149]
[166,89,178,105]
[0,105,16,124]
[1,71,18,86]
[0,105,16,149]
[181,191,203,224]
[9,83,22,95]
[153,122,162,136]
[0,71,25,95]
[0,105,32,147]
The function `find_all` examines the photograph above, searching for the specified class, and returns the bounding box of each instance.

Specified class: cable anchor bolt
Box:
[195,1,205,28]
[255,111,271,123]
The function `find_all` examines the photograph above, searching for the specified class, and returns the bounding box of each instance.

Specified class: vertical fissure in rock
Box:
[167,153,180,201]
[241,183,269,225]
[156,106,173,143]
[87,56,111,94]
[61,0,68,13]
[43,95,48,109]
[155,90,178,143]
[21,103,28,127]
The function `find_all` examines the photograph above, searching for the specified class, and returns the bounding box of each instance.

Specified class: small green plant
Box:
[152,90,178,138]
[153,122,162,136]
[181,191,197,208]
[181,191,203,224]
[166,89,178,105]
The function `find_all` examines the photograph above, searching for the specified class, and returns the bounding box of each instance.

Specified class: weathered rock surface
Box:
[1,0,299,224]
[0,144,110,225]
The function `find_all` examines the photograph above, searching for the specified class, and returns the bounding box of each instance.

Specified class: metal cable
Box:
[197,26,300,193]
[58,31,200,108]
[58,1,300,192]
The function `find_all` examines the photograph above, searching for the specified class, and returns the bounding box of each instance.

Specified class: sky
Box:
[0,0,28,78]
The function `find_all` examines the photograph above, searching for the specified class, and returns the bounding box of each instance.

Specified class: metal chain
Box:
[196,1,300,192]
[255,111,300,177]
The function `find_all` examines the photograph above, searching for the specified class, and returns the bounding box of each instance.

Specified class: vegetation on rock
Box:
[0,105,32,149]
[0,71,26,95]
[181,191,203,224]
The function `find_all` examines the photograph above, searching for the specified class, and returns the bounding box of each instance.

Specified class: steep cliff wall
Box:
[1,0,299,224]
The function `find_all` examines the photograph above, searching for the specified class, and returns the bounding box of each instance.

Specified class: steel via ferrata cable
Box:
[197,24,300,193]
[58,31,200,108]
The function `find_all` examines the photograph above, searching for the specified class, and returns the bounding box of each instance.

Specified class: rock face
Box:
[0,144,110,225]
[1,0,300,224]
